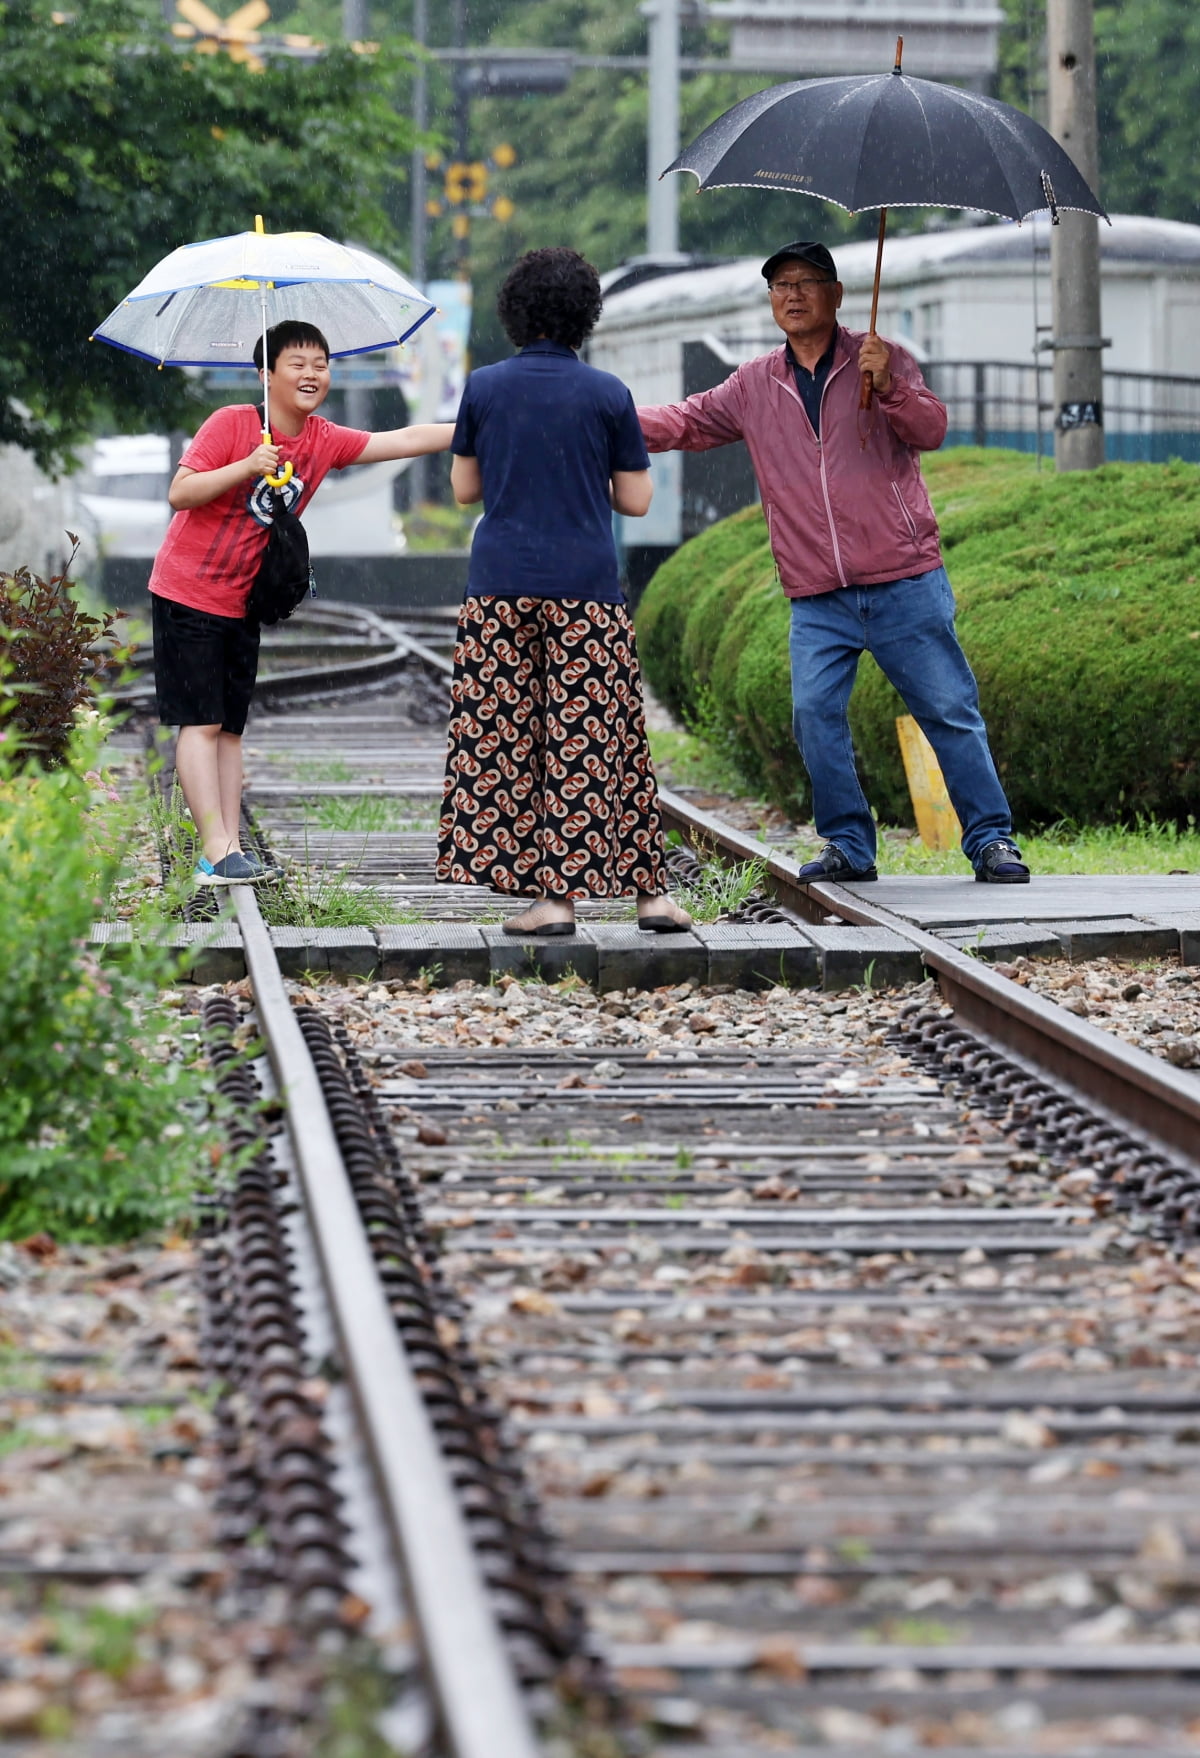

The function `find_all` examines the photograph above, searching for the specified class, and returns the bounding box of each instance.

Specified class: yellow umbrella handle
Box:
[261,427,293,489]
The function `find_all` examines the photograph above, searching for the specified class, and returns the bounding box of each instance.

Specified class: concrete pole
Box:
[341,0,372,428]
[409,0,429,506]
[1046,0,1105,470]
[451,0,471,280]
[645,0,680,256]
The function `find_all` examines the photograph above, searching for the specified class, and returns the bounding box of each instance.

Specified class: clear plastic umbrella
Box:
[92,216,435,486]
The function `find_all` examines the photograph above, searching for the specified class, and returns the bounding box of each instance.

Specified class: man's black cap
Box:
[761,241,838,284]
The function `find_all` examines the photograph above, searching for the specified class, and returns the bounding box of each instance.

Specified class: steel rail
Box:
[658,786,1200,1169]
[230,884,540,1758]
[111,602,440,713]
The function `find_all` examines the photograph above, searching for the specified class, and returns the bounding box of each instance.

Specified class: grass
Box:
[0,727,221,1240]
[142,777,203,913]
[649,726,759,798]
[671,852,768,923]
[403,498,477,552]
[654,713,1200,875]
[49,1604,152,1680]
[141,787,426,930]
[637,449,1200,830]
[304,794,440,833]
[256,859,421,930]
[283,755,355,786]
[864,816,1200,875]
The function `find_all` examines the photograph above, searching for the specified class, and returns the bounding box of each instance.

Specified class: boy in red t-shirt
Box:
[151,318,453,885]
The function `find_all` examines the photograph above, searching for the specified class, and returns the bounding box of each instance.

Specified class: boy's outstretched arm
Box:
[353,422,456,464]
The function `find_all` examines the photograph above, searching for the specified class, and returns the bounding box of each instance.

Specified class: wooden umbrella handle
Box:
[860,206,890,411]
[860,45,900,415]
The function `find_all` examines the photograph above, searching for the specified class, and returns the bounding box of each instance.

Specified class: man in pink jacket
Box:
[637,240,1029,884]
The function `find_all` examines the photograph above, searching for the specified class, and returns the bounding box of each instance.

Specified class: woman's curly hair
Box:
[496,247,603,350]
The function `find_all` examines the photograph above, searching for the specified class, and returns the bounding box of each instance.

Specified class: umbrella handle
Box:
[261,427,293,489]
[859,205,890,412]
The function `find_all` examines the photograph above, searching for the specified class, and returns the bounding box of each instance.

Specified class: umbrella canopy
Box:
[92,227,435,370]
[665,65,1107,224]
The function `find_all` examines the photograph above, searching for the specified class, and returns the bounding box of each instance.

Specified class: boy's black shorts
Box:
[151,595,260,735]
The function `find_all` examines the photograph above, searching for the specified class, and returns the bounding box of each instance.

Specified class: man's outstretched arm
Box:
[638,371,747,452]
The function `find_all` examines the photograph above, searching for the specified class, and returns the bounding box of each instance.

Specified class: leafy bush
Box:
[0,725,218,1240]
[0,552,129,766]
[635,450,1200,828]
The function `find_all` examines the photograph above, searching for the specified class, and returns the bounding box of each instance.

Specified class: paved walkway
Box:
[846,875,1200,963]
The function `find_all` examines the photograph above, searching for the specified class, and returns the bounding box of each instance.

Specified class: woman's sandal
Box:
[636,896,693,934]
[502,901,578,938]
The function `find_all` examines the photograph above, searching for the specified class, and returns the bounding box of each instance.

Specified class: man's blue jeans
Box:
[788,567,1013,870]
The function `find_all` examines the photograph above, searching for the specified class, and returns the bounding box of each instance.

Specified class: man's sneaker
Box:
[796,842,879,883]
[193,851,270,886]
[974,839,1031,884]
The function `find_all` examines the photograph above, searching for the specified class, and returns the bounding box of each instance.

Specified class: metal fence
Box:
[924,361,1200,464]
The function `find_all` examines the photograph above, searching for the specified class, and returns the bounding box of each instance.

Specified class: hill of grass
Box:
[635,449,1200,828]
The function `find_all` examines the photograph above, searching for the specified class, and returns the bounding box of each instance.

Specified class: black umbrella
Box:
[664,38,1108,405]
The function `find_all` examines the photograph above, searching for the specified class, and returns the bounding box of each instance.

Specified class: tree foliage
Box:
[414,0,890,365]
[436,0,1200,361]
[998,0,1200,224]
[0,0,416,468]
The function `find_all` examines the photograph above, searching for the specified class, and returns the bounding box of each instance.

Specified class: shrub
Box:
[0,550,129,767]
[0,724,219,1240]
[635,449,1200,828]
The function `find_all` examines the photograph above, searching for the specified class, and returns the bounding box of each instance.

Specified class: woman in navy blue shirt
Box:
[436,248,690,936]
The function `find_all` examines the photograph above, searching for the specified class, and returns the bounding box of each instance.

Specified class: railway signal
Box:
[171,0,270,69]
[424,147,519,233]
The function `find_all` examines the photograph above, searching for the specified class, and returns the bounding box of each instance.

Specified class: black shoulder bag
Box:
[245,421,315,627]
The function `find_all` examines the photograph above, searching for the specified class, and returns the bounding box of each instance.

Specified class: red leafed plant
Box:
[0,541,130,766]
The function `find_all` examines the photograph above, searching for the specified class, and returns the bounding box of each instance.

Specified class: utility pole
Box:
[342,0,368,40]
[409,0,429,506]
[451,0,471,278]
[1046,0,1105,470]
[342,0,371,428]
[644,0,680,256]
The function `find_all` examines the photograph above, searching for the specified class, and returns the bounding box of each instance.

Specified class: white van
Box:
[77,433,411,560]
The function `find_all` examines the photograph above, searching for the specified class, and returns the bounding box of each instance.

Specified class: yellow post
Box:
[895,715,962,851]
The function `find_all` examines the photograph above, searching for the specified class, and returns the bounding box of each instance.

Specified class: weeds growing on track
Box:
[255,829,421,930]
[666,852,769,923]
[282,755,355,786]
[303,793,440,833]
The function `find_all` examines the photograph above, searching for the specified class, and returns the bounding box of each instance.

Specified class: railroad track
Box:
[96,606,1200,1753]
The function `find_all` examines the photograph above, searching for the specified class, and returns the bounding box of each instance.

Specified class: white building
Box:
[595,214,1200,390]
[593,215,1200,550]
[707,0,1003,82]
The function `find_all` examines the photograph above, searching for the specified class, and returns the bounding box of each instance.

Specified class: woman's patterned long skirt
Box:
[435,596,669,899]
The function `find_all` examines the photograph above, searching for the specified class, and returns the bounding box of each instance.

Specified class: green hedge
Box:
[635,450,1200,828]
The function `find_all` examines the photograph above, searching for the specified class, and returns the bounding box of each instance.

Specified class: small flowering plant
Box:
[0,547,135,768]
